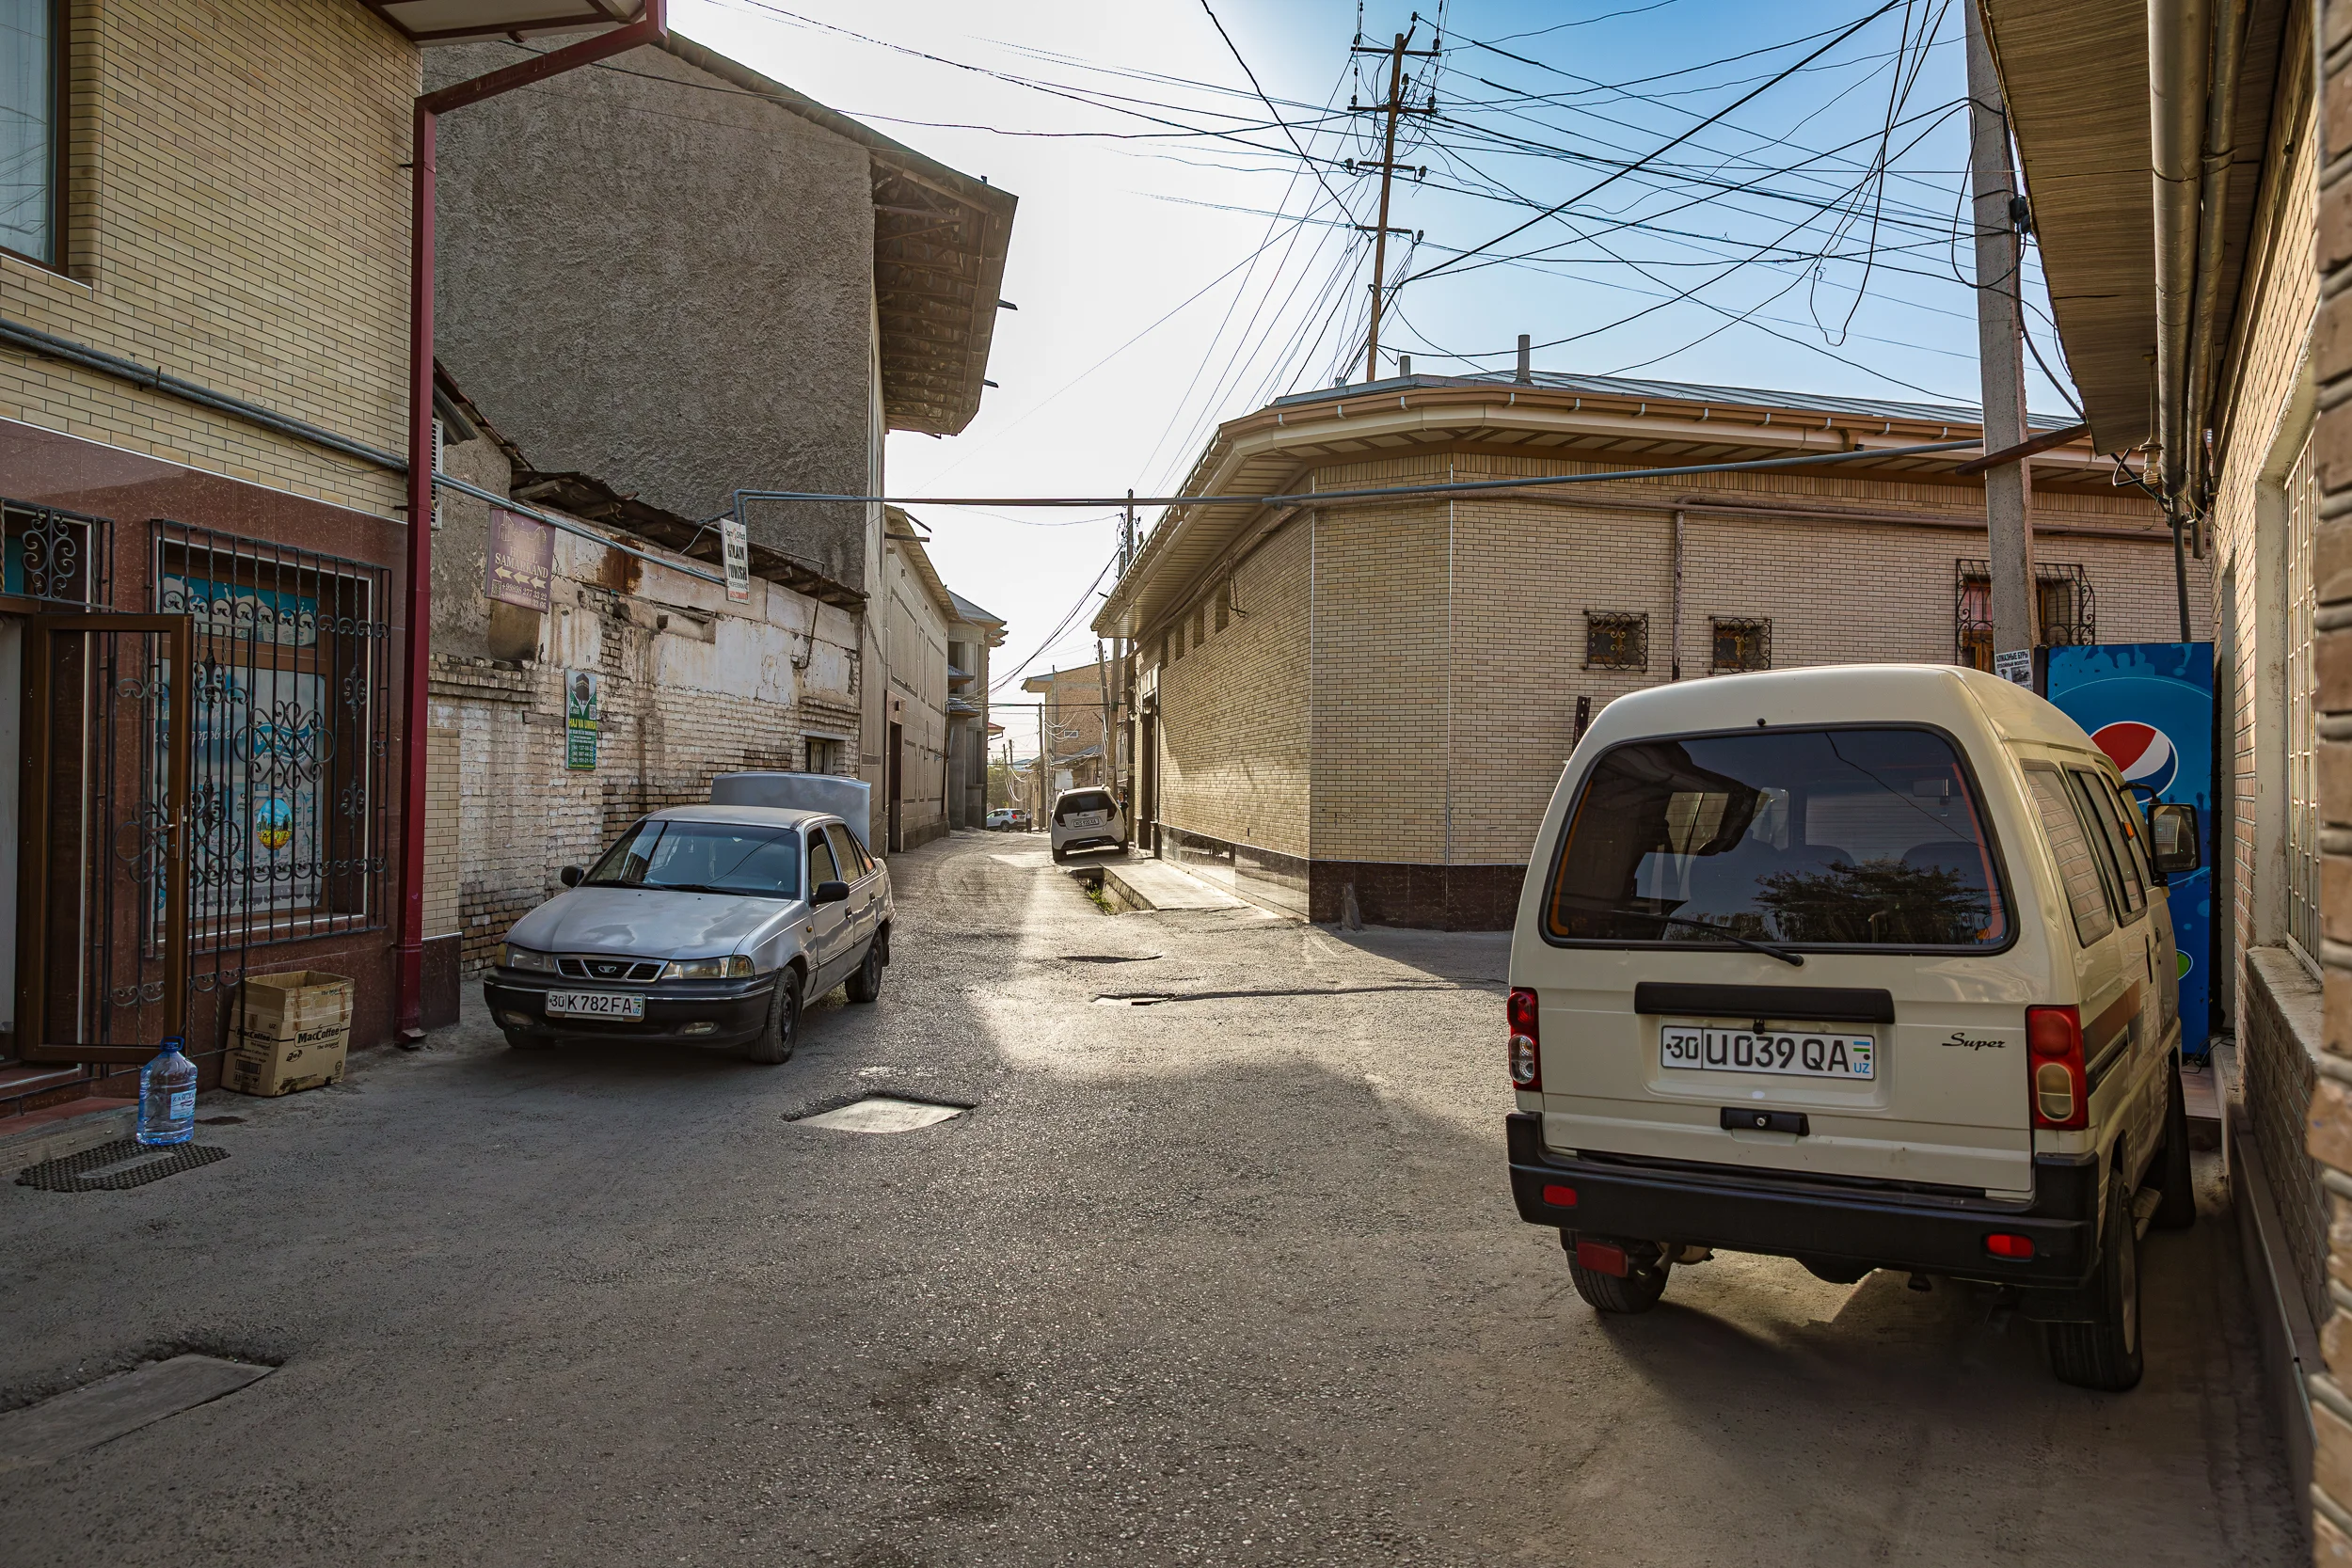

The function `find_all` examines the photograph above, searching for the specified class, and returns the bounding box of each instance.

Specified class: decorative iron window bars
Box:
[1954,560,2096,669]
[150,522,391,1005]
[3,498,112,608]
[1710,616,1772,673]
[1583,610,1648,671]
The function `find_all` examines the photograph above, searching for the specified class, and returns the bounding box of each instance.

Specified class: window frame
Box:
[2286,428,2320,969]
[1535,721,2020,958]
[0,0,68,273]
[1708,616,1772,673]
[1582,610,1648,672]
[808,829,841,888]
[2066,766,2147,924]
[2024,763,2117,949]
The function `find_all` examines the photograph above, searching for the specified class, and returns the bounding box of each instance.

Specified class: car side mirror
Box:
[559,865,585,888]
[2148,802,2200,876]
[813,879,850,905]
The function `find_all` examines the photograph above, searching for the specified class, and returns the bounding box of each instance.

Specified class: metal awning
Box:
[364,1,646,42]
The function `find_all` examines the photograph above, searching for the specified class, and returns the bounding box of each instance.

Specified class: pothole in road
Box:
[1091,993,1175,1006]
[793,1095,969,1134]
[1059,954,1161,964]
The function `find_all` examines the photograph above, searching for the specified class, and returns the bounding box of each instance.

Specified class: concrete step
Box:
[0,1098,138,1173]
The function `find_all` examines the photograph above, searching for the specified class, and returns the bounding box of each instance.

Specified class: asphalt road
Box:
[0,832,2299,1565]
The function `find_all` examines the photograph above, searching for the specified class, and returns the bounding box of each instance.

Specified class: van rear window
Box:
[1545,727,2008,950]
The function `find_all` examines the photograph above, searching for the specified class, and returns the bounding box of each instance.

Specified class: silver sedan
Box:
[482,804,892,1062]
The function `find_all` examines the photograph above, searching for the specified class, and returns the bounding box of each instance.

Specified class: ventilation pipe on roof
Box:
[2149,0,2210,509]
[2183,0,2249,550]
[1515,334,1533,385]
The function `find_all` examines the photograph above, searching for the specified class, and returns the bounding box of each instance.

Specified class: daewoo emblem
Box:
[593,961,622,977]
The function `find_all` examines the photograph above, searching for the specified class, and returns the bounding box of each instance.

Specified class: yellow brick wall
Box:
[1154,514,1311,857]
[1143,449,2206,873]
[0,0,413,516]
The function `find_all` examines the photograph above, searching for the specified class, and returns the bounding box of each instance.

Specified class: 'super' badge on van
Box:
[1661,1025,1876,1081]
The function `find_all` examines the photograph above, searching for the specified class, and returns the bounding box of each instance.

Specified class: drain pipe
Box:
[2183,0,2249,540]
[2149,0,2210,508]
[396,3,669,1038]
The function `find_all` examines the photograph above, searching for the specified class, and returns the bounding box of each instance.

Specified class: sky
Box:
[669,0,2070,731]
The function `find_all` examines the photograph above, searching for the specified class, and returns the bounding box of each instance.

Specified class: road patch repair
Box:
[1064,858,1245,914]
[17,1139,230,1193]
[793,1096,968,1134]
[0,1356,273,1473]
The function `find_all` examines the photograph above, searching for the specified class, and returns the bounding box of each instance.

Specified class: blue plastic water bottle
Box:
[136,1037,197,1147]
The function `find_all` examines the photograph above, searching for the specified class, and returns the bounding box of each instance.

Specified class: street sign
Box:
[485,508,552,611]
[565,669,599,771]
[722,516,752,604]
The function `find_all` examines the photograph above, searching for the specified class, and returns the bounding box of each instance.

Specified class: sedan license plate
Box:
[545,991,644,1021]
[1661,1024,1875,1081]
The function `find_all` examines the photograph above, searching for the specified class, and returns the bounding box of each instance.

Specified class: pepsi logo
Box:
[2092,721,2177,794]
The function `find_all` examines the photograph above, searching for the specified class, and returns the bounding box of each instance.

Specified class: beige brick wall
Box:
[1153,514,1311,857]
[0,1,413,518]
[1142,449,2203,874]
[882,541,949,845]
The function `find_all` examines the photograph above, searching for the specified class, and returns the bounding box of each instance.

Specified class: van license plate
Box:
[1661,1026,1874,1081]
[545,991,644,1020]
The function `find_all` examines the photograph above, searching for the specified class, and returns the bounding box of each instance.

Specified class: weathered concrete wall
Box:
[425,41,876,585]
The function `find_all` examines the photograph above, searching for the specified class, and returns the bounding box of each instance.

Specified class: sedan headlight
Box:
[504,944,556,973]
[661,955,756,980]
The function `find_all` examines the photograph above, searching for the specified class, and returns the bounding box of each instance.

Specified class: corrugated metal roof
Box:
[947,589,1004,626]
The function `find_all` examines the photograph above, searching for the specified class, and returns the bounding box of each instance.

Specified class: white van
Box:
[1504,665,2201,1391]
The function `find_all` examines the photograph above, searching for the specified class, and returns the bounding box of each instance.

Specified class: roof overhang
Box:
[1093,379,2135,641]
[1979,0,2292,456]
[365,0,645,43]
[660,36,1017,438]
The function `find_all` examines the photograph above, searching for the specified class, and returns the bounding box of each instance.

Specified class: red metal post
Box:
[396,4,667,1037]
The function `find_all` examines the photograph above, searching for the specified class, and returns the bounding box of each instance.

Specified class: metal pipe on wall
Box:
[396,4,668,1038]
[2184,0,2249,540]
[2150,0,2212,505]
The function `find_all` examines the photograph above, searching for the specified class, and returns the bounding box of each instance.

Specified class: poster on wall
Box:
[485,509,553,611]
[722,515,752,604]
[565,670,599,771]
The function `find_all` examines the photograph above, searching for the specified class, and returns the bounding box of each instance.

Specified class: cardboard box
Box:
[222,971,354,1097]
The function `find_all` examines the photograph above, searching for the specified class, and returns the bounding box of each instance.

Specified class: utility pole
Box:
[1352,27,1438,383]
[1963,1,2036,683]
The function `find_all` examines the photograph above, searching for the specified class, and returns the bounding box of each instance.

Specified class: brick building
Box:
[1094,372,2199,926]
[0,1,430,1130]
[1981,0,2335,1535]
[421,379,868,987]
[1021,658,1125,811]
[424,32,1015,835]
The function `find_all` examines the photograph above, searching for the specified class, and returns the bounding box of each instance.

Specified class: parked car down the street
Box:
[1503,664,2200,1392]
[985,808,1020,830]
[1049,787,1124,863]
[484,804,893,1063]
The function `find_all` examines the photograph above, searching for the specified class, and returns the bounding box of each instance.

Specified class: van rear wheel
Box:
[2044,1174,2144,1391]
[1563,1233,1672,1314]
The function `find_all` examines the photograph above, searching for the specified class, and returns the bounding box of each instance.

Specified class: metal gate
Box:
[17,615,192,1063]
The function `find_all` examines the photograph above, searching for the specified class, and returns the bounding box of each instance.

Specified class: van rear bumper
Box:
[1505,1112,2100,1293]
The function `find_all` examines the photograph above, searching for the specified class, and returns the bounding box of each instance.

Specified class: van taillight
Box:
[1508,987,1541,1090]
[2026,1005,2087,1131]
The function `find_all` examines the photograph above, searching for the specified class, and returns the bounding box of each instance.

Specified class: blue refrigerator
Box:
[2042,643,2215,1059]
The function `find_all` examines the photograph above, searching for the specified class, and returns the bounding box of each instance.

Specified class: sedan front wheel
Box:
[744,969,802,1065]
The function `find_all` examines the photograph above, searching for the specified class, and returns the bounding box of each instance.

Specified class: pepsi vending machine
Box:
[2041,642,2214,1059]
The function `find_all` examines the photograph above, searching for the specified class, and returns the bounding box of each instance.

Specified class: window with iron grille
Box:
[3,497,110,608]
[151,521,391,959]
[1954,560,2095,668]
[1583,611,1647,671]
[1710,617,1771,673]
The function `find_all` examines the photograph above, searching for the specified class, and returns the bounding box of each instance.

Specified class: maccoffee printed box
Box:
[223,971,354,1097]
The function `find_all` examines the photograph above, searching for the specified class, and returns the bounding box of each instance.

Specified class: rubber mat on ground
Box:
[16,1138,229,1192]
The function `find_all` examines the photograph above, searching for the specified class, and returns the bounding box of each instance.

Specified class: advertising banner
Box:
[2042,642,2215,1057]
[565,669,599,771]
[722,515,752,604]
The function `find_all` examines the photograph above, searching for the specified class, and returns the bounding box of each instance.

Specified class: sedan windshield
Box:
[584,819,802,899]
[1545,726,2007,950]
